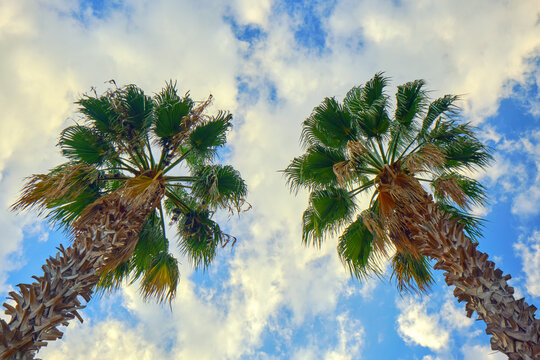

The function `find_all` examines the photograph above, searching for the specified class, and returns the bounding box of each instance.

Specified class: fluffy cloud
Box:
[514,230,540,297]
[40,320,169,360]
[396,297,451,351]
[461,344,507,360]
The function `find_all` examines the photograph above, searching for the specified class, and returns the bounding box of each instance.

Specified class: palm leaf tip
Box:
[391,252,434,293]
[337,215,385,280]
[139,252,179,304]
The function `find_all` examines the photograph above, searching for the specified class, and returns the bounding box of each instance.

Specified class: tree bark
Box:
[0,186,164,359]
[403,194,540,359]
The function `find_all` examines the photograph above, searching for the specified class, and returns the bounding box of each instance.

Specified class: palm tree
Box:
[284,73,539,359]
[0,81,247,359]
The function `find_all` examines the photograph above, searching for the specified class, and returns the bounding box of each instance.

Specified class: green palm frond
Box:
[394,79,426,128]
[283,145,347,192]
[440,136,492,171]
[301,207,324,248]
[45,186,102,229]
[115,85,154,137]
[59,125,113,165]
[139,251,179,304]
[177,209,223,269]
[337,214,385,280]
[153,96,193,140]
[420,95,459,137]
[344,73,390,139]
[187,111,232,160]
[310,187,357,233]
[301,97,354,149]
[76,96,119,135]
[191,164,247,212]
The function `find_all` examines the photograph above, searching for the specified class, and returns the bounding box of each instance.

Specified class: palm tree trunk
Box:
[0,186,164,359]
[403,193,540,359]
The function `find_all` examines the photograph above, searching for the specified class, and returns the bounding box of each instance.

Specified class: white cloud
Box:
[396,297,451,351]
[514,230,540,297]
[40,320,169,360]
[229,0,273,28]
[292,313,364,360]
[461,344,506,360]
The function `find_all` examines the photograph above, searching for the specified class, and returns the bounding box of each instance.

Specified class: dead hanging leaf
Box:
[404,144,446,174]
[434,176,468,209]
[12,163,98,213]
[333,160,354,186]
[347,140,370,163]
[362,210,389,258]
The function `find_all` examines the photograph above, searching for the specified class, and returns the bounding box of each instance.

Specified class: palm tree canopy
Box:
[284,73,491,293]
[13,81,248,303]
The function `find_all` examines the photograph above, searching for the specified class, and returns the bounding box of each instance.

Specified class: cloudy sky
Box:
[1,0,539,359]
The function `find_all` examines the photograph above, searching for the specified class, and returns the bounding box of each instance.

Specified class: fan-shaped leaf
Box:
[337,214,384,280]
[59,125,113,165]
[391,252,434,293]
[283,145,346,192]
[187,112,232,158]
[395,79,426,128]
[301,97,354,149]
[191,164,247,212]
[310,187,357,232]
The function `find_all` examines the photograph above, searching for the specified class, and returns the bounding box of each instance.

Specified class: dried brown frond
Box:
[434,177,468,209]
[404,144,446,174]
[333,160,354,186]
[347,140,369,164]
[362,210,389,258]
[12,163,98,213]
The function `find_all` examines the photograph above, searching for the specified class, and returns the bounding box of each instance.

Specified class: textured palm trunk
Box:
[382,171,540,359]
[413,200,540,359]
[0,185,164,359]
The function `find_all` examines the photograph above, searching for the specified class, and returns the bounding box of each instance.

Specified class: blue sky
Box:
[0,1,539,359]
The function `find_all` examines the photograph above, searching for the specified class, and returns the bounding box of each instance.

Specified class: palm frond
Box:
[403,143,446,174]
[420,95,459,136]
[310,187,357,234]
[344,74,390,138]
[76,95,119,135]
[391,251,434,293]
[301,97,354,149]
[12,163,99,213]
[337,214,385,280]
[394,79,426,128]
[433,173,488,210]
[115,85,154,136]
[177,209,222,269]
[283,145,347,192]
[153,94,193,140]
[186,111,232,160]
[190,164,247,212]
[439,136,492,171]
[301,206,324,248]
[59,125,113,165]
[139,251,179,304]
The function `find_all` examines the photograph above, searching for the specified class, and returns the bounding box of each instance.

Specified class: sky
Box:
[0,0,539,359]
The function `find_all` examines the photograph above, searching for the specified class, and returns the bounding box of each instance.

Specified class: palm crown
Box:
[284,73,491,292]
[14,81,247,303]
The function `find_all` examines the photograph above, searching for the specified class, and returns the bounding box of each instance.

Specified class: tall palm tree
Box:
[0,81,247,359]
[284,73,539,359]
